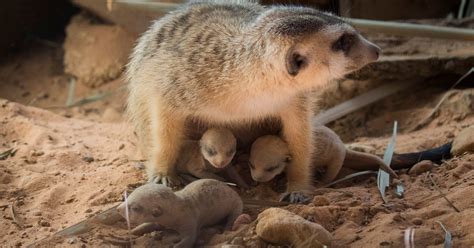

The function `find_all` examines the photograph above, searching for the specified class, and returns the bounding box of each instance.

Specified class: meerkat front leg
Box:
[148,100,186,187]
[278,98,314,203]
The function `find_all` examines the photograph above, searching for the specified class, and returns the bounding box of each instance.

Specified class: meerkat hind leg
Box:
[320,155,345,184]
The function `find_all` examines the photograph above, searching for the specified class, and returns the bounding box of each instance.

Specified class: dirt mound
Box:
[1,99,472,247]
[0,100,144,247]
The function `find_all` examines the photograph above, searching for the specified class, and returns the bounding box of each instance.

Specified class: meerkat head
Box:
[117,184,179,226]
[200,128,237,168]
[256,7,380,90]
[249,135,291,182]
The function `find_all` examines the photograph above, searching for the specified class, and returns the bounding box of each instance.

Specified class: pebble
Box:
[82,156,94,163]
[312,196,330,206]
[38,220,50,227]
[412,218,423,225]
[408,160,435,175]
[232,214,252,231]
[230,237,245,245]
[451,126,474,156]
[256,208,332,247]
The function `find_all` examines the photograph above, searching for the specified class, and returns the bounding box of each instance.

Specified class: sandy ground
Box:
[0,14,473,248]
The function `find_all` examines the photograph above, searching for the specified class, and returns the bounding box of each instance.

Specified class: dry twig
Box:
[413,67,474,131]
[10,200,24,229]
[428,173,461,213]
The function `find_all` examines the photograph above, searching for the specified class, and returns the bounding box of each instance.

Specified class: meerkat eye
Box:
[206,147,217,156]
[286,51,308,76]
[226,149,235,157]
[248,161,255,169]
[332,33,356,54]
[131,205,143,212]
[265,165,279,172]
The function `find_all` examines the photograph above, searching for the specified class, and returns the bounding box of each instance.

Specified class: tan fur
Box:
[117,179,243,248]
[249,126,397,184]
[126,0,380,194]
[176,128,248,188]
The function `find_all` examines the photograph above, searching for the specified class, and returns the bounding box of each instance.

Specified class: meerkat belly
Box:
[197,94,292,122]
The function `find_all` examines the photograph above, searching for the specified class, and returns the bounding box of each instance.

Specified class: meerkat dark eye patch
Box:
[226,149,235,157]
[205,146,217,156]
[286,51,308,77]
[332,33,356,54]
[131,205,143,212]
[265,165,279,172]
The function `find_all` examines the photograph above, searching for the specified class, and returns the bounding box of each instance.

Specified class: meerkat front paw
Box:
[279,191,311,204]
[148,172,184,188]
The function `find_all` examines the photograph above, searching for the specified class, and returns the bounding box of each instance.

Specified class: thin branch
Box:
[428,173,461,213]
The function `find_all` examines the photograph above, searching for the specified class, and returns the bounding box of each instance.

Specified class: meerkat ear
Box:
[285,155,292,163]
[151,206,163,217]
[286,49,308,76]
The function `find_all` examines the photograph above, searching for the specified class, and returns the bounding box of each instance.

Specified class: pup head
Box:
[249,135,291,182]
[200,128,237,168]
[117,184,179,227]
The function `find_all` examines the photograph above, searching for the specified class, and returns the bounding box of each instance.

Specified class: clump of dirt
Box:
[63,13,136,88]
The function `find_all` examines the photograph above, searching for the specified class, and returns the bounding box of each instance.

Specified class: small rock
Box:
[380,241,391,246]
[451,126,474,156]
[32,151,44,157]
[118,144,125,150]
[82,156,94,163]
[412,218,423,225]
[14,241,21,247]
[85,208,92,213]
[392,213,404,222]
[256,208,332,247]
[230,237,245,245]
[232,214,252,231]
[312,196,330,206]
[67,237,77,244]
[32,211,42,216]
[409,160,435,175]
[39,220,50,227]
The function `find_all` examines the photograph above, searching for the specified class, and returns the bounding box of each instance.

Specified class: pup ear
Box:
[285,155,292,163]
[286,49,308,76]
[151,206,163,218]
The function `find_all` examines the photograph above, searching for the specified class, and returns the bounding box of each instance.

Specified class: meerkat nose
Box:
[370,44,381,61]
[216,161,227,168]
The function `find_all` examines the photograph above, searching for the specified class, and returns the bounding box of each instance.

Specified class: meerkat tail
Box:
[384,142,453,170]
[344,150,398,178]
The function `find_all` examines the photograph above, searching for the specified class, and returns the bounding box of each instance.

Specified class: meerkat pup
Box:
[175,128,248,188]
[117,179,243,248]
[126,0,380,199]
[249,126,398,184]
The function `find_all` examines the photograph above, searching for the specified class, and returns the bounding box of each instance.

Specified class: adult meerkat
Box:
[249,126,398,184]
[126,0,381,198]
[176,128,248,188]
